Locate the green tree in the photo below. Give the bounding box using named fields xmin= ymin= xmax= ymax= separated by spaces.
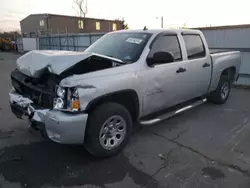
xmin=115 ymin=18 xmax=129 ymax=30
xmin=123 ymin=23 xmax=129 ymax=29
xmin=179 ymin=23 xmax=187 ymax=29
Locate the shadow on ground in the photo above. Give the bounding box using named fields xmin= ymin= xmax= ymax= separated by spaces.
xmin=0 ymin=141 xmax=158 ymax=188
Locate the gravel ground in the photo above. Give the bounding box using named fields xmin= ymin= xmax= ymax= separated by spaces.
xmin=0 ymin=51 xmax=250 ymax=188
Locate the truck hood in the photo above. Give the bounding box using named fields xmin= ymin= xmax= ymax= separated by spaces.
xmin=16 ymin=50 xmax=123 ymax=78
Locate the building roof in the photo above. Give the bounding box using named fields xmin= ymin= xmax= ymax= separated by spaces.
xmin=20 ymin=13 xmax=123 ymax=23
xmin=191 ymin=24 xmax=250 ymax=30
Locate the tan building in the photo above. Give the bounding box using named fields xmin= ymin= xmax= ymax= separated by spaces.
xmin=20 ymin=14 xmax=124 ymax=37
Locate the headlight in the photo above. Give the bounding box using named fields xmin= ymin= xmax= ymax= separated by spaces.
xmin=57 ymin=86 xmax=65 ymax=98
xmin=67 ymin=87 xmax=80 ymax=112
xmin=53 ymin=86 xmax=80 ymax=112
xmin=53 ymin=97 xmax=64 ymax=109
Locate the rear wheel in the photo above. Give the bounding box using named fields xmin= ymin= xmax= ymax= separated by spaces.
xmin=85 ymin=102 xmax=133 ymax=158
xmin=208 ymin=75 xmax=231 ymax=104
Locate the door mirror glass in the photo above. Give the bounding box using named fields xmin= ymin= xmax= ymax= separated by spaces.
xmin=147 ymin=51 xmax=174 ymax=67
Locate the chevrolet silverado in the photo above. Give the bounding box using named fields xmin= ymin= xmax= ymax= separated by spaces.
xmin=9 ymin=29 xmax=241 ymax=158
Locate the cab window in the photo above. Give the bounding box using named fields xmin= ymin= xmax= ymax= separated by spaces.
xmin=149 ymin=35 xmax=182 ymax=61
xmin=183 ymin=35 xmax=206 ymax=59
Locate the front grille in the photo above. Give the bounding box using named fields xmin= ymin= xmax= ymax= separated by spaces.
xmin=11 ymin=69 xmax=55 ymax=108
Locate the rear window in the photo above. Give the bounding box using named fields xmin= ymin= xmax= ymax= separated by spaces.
xmin=183 ymin=35 xmax=206 ymax=59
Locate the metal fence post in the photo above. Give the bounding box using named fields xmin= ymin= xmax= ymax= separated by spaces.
xmin=73 ymin=35 xmax=76 ymax=51
xmin=67 ymin=35 xmax=69 ymax=51
xmin=48 ymin=36 xmax=51 ymax=50
xmin=89 ymin=33 xmax=92 ymax=45
xmin=59 ymin=35 xmax=61 ymax=50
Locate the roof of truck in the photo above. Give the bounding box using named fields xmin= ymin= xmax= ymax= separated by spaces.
xmin=114 ymin=28 xmax=201 ymax=35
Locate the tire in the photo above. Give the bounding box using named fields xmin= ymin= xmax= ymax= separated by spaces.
xmin=208 ymin=75 xmax=231 ymax=104
xmin=85 ymin=102 xmax=133 ymax=158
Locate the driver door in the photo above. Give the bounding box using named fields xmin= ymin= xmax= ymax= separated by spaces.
xmin=138 ymin=34 xmax=189 ymax=116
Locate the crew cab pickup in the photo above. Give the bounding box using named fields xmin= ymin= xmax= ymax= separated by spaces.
xmin=9 ymin=29 xmax=241 ymax=158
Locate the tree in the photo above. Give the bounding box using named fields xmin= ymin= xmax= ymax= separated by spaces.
xmin=73 ymin=0 xmax=88 ymax=18
xmin=0 ymin=30 xmax=21 ymax=41
xmin=73 ymin=0 xmax=88 ymax=32
xmin=120 ymin=20 xmax=129 ymax=30
xmin=123 ymin=23 xmax=129 ymax=29
xmin=115 ymin=18 xmax=129 ymax=30
xmin=178 ymin=23 xmax=187 ymax=29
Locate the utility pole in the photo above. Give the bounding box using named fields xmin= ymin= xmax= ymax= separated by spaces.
xmin=161 ymin=16 xmax=163 ymax=28
xmin=156 ymin=16 xmax=164 ymax=28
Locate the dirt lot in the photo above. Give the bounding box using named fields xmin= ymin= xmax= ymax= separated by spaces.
xmin=0 ymin=51 xmax=250 ymax=188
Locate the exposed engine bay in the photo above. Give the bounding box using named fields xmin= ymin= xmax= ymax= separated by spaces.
xmin=11 ymin=69 xmax=60 ymax=108
xmin=60 ymin=55 xmax=122 ymax=78
xmin=11 ymin=54 xmax=123 ymax=108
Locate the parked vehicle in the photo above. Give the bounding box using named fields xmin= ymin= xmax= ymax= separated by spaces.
xmin=0 ymin=37 xmax=14 ymax=51
xmin=9 ymin=29 xmax=241 ymax=158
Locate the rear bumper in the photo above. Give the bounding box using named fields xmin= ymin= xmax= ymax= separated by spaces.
xmin=9 ymin=89 xmax=88 ymax=144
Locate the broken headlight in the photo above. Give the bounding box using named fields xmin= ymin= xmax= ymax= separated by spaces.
xmin=53 ymin=86 xmax=80 ymax=112
xmin=57 ymin=86 xmax=66 ymax=98
xmin=67 ymin=87 xmax=80 ymax=112
xmin=53 ymin=97 xmax=64 ymax=109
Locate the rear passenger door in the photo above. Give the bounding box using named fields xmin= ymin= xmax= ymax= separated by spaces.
xmin=181 ymin=34 xmax=212 ymax=99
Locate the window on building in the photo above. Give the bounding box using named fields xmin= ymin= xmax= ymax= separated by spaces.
xmin=96 ymin=22 xmax=101 ymax=30
xmin=78 ymin=20 xmax=84 ymax=29
xmin=39 ymin=20 xmax=44 ymax=26
xmin=112 ymin=23 xmax=117 ymax=31
xmin=149 ymin=35 xmax=182 ymax=61
xmin=183 ymin=35 xmax=206 ymax=59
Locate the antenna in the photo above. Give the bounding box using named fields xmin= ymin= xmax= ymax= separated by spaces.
xmin=143 ymin=26 xmax=148 ymax=31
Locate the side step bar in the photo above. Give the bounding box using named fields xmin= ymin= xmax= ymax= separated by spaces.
xmin=139 ymin=98 xmax=207 ymax=125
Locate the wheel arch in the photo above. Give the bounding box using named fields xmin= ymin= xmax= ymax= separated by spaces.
xmin=85 ymin=89 xmax=140 ymax=121
xmin=221 ymin=66 xmax=236 ymax=82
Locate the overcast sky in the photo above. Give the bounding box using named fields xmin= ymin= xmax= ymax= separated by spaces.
xmin=1 ymin=0 xmax=250 ymax=31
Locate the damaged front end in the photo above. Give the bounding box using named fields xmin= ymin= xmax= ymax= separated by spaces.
xmin=9 ymin=89 xmax=49 ymax=136
xmin=9 ymin=50 xmax=122 ymax=142
xmin=9 ymin=88 xmax=88 ymax=143
xmin=11 ymin=68 xmax=60 ymax=108
xmin=11 ymin=51 xmax=123 ymax=110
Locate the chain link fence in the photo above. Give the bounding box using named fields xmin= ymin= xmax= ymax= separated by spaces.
xmin=39 ymin=33 xmax=105 ymax=51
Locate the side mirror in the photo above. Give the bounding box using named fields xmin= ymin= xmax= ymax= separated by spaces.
xmin=147 ymin=51 xmax=174 ymax=67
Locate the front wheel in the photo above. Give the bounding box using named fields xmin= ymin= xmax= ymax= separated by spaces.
xmin=85 ymin=102 xmax=133 ymax=158
xmin=208 ymin=75 xmax=231 ymax=104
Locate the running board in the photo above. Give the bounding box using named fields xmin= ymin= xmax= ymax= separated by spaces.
xmin=139 ymin=98 xmax=207 ymax=125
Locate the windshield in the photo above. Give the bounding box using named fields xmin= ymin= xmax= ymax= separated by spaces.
xmin=85 ymin=32 xmax=152 ymax=63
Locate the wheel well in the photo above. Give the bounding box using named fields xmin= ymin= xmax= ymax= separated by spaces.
xmin=85 ymin=90 xmax=140 ymax=121
xmin=222 ymin=67 xmax=236 ymax=82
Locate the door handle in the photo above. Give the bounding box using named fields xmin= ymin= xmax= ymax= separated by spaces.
xmin=203 ymin=62 xmax=210 ymax=68
xmin=176 ymin=67 xmax=186 ymax=73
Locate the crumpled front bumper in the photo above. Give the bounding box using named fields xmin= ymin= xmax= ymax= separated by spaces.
xmin=9 ymin=89 xmax=88 ymax=144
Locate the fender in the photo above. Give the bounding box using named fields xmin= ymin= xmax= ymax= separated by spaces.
xmin=85 ymin=89 xmax=140 ymax=119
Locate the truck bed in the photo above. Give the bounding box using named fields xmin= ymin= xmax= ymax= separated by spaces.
xmin=209 ymin=50 xmax=241 ymax=92
xmin=209 ymin=49 xmax=235 ymax=54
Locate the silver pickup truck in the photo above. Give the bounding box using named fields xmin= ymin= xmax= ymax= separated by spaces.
xmin=9 ymin=29 xmax=241 ymax=158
